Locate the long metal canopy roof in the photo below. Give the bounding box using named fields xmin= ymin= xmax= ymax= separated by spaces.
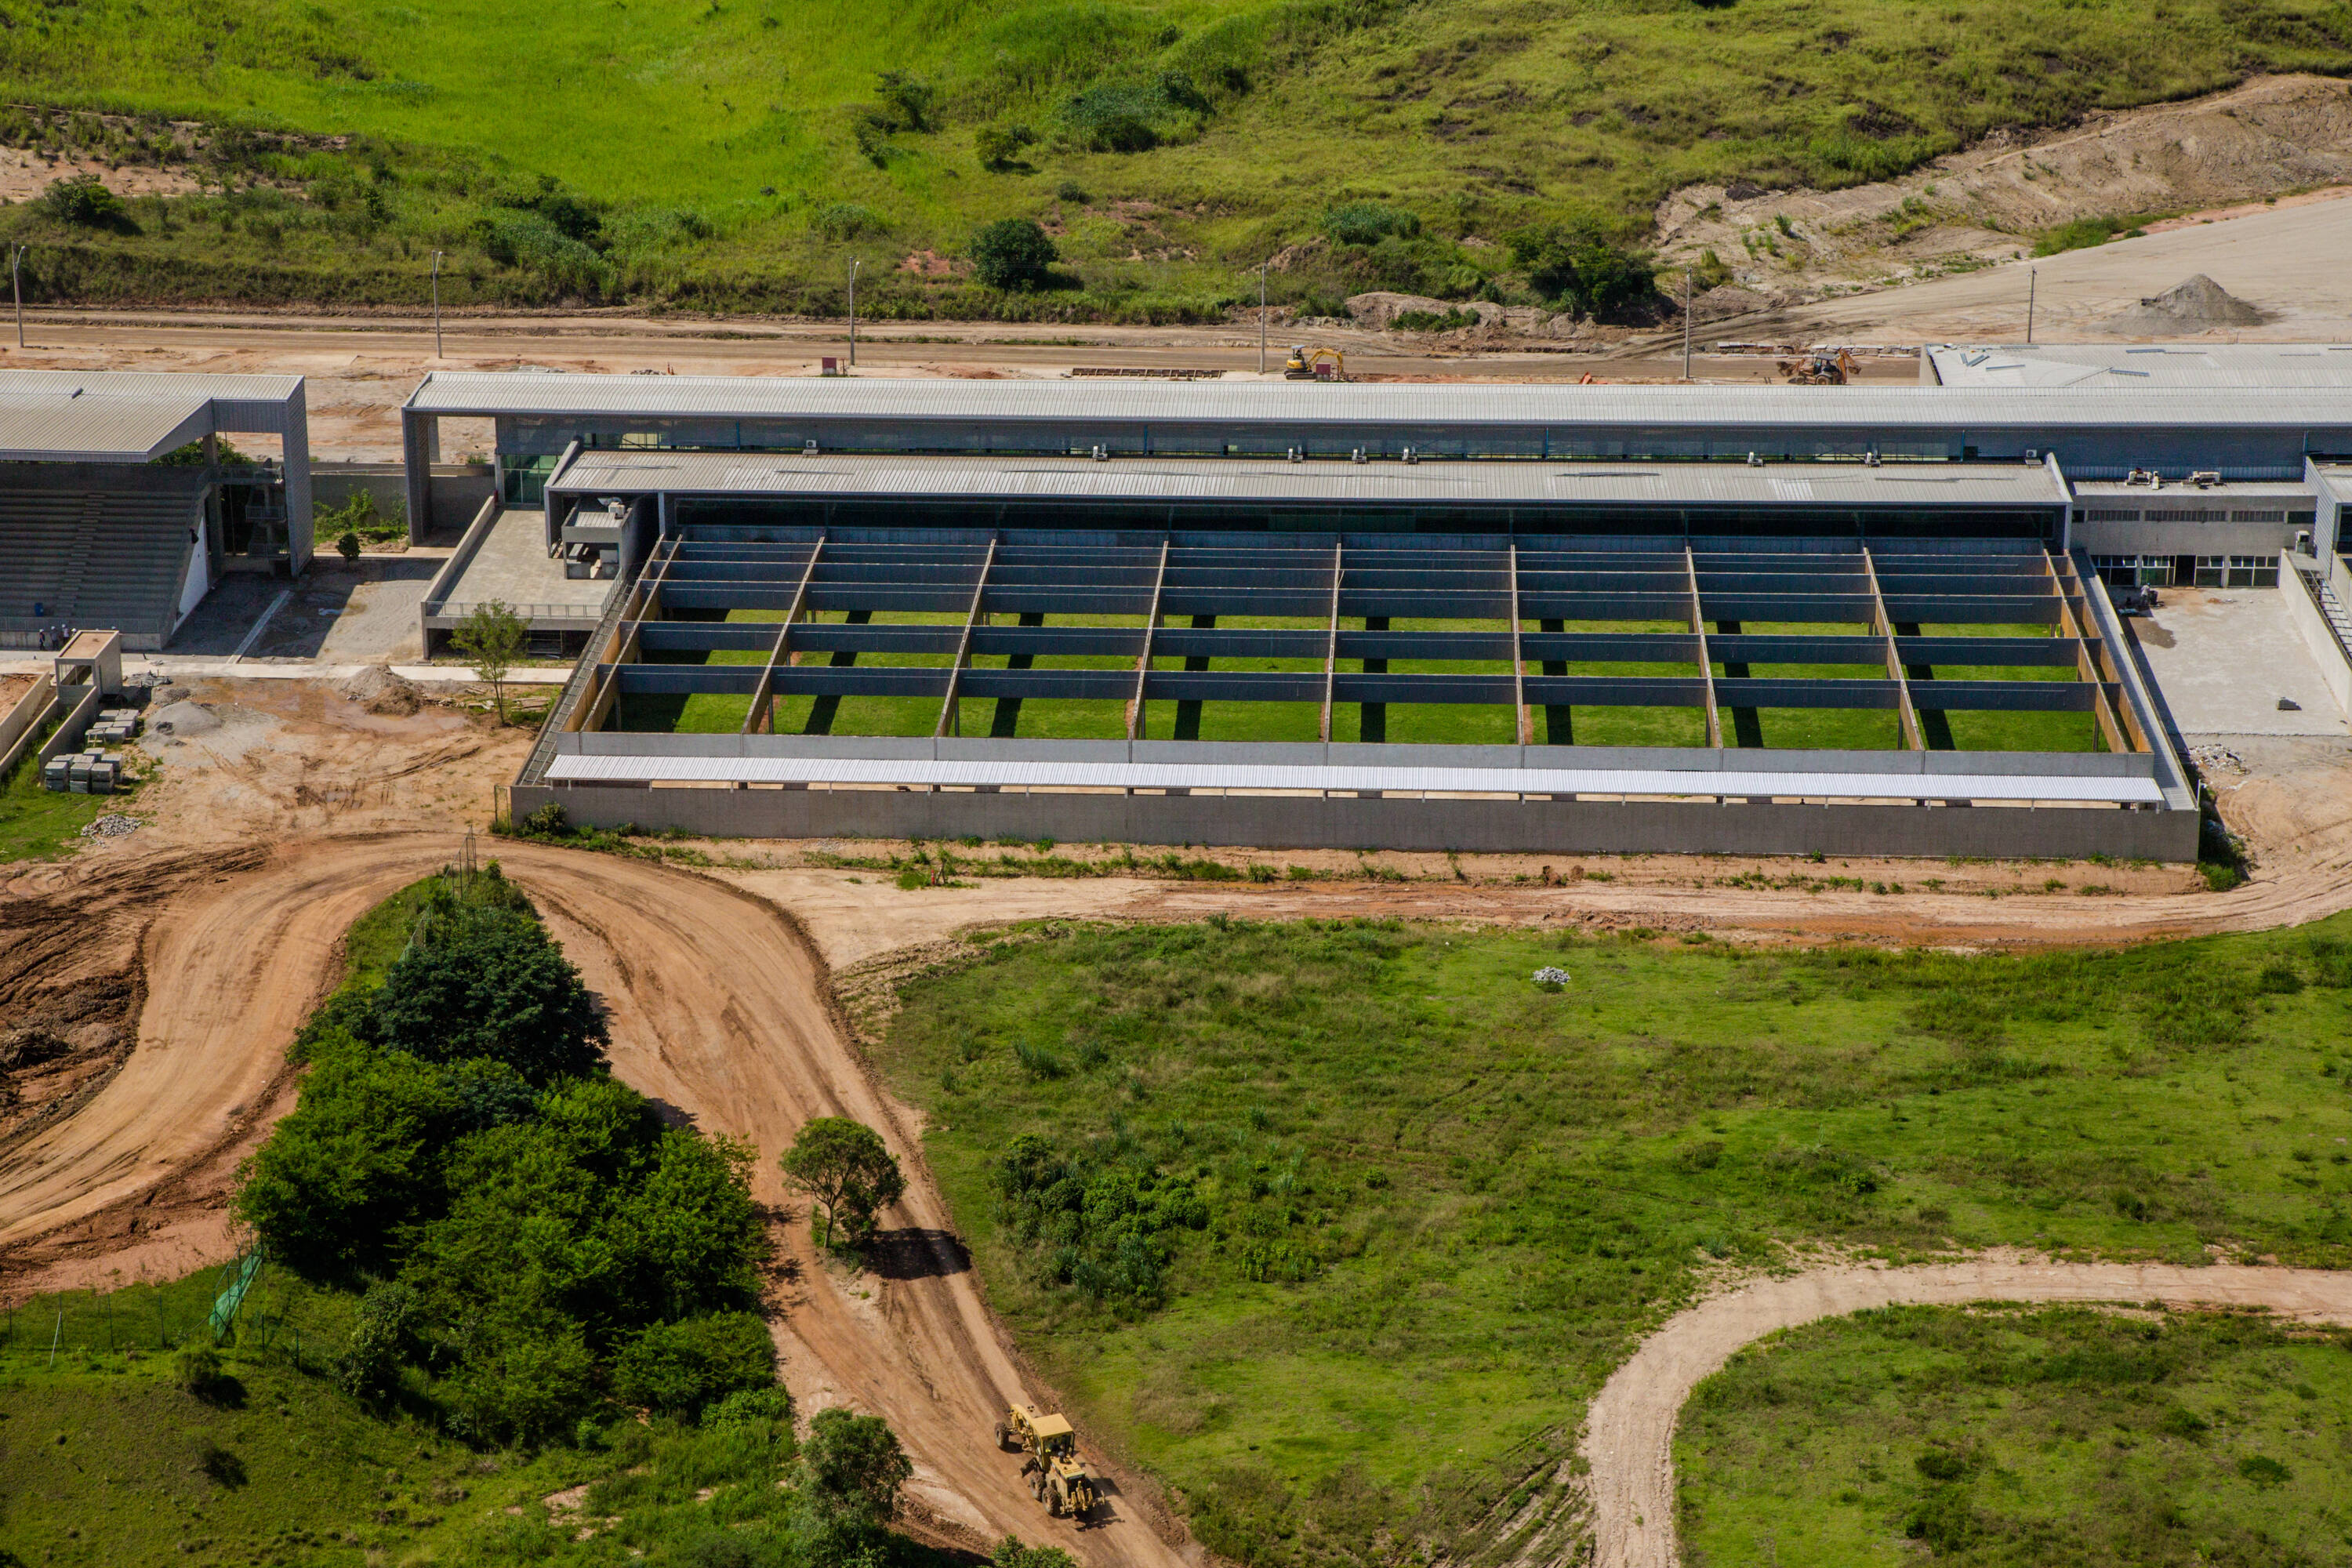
xmin=0 ymin=370 xmax=307 ymax=460
xmin=547 ymin=450 xmax=2070 ymax=508
xmin=407 ymin=370 xmax=2352 ymax=430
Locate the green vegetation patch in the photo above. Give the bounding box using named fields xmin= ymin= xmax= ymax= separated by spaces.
xmin=0 ymin=0 xmax=2343 ymax=314
xmin=1678 ymin=1303 xmax=2352 ymax=1567
xmin=0 ymin=716 xmax=146 ymax=864
xmin=870 ymin=915 xmax=2352 ymax=1564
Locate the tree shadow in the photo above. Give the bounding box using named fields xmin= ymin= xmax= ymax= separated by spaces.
xmin=859 ymin=1228 xmax=972 ymax=1280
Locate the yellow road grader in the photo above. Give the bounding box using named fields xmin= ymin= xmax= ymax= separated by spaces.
xmin=996 ymin=1403 xmax=1100 ymax=1519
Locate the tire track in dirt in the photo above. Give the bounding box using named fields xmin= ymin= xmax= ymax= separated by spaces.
xmin=1578 ymin=1257 xmax=2352 ymax=1568
xmin=0 ymin=832 xmax=1192 ymax=1568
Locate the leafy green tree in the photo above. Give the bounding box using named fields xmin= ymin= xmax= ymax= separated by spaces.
xmin=40 ymin=174 xmax=132 ymax=230
xmin=801 ymin=1407 xmax=913 ymax=1531
xmin=992 ymin=1538 xmax=1080 ymax=1568
xmin=1506 ymin=219 xmax=1658 ymax=320
xmin=781 ymin=1117 xmax=906 ymax=1247
xmin=974 ymin=123 xmax=1037 ymax=171
xmin=452 ymin=599 xmax=528 ymax=722
xmin=369 ymin=907 xmax=608 ymax=1083
xmin=612 ymin=1311 xmax=778 ymax=1419
xmin=971 ymin=220 xmax=1058 ymax=292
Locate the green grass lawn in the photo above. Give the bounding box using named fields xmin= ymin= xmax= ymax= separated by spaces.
xmin=1677 ymin=1303 xmax=2352 ymax=1567
xmin=0 ymin=737 xmax=142 ymax=864
xmin=866 ymin=916 xmax=2352 ymax=1565
xmin=0 ymin=0 xmax=2341 ymax=312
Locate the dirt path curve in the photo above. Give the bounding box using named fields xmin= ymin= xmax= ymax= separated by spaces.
xmin=0 ymin=831 xmax=1190 ymax=1568
xmin=1580 ymin=1257 xmax=2352 ymax=1568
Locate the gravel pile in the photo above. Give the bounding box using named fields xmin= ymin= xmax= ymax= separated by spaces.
xmin=79 ymin=814 xmax=142 ymax=840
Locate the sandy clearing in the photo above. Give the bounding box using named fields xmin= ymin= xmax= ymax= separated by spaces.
xmin=0 ymin=830 xmax=1191 ymax=1568
xmin=1578 ymin=1254 xmax=2352 ymax=1568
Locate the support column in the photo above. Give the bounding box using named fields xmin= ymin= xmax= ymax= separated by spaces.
xmin=742 ymin=536 xmax=825 ymax=735
xmin=1127 ymin=536 xmax=1169 ymax=740
xmin=935 ymin=536 xmax=1000 ymax=739
xmin=397 ymin=406 xmax=431 ymax=552
xmin=1174 ymin=614 xmax=1214 ymax=742
xmin=1539 ymin=619 xmax=1572 ymax=745
xmin=1860 ymin=544 xmax=1925 ymax=750
xmin=1318 ymin=539 xmax=1344 ymax=745
xmin=1712 ymin=619 xmax=1762 ymax=748
xmin=1360 ymin=615 xmax=1389 ymax=744
xmin=2048 ymin=551 xmax=2140 ymax=753
xmin=1686 ymin=545 xmax=1722 ymax=748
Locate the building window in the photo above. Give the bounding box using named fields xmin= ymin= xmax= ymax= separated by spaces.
xmin=2226 ymin=554 xmax=2279 ymax=589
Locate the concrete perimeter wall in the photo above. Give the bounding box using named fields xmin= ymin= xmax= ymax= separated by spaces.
xmin=514 ymin=782 xmax=2199 ymax=861
xmin=314 ymin=464 xmax=493 ymax=537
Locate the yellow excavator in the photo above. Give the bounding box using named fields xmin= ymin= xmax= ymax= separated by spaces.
xmin=1777 ymin=348 xmax=1857 ymax=385
xmin=1283 ymin=344 xmax=1348 ymax=381
xmin=996 ymin=1404 xmax=1101 ymax=1518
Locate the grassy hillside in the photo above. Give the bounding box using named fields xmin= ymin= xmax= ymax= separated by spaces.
xmin=1678 ymin=1303 xmax=2352 ymax=1566
xmin=867 ymin=914 xmax=2352 ymax=1565
xmin=0 ymin=0 xmax=2347 ymax=314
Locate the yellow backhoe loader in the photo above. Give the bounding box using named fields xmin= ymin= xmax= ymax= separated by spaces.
xmin=1283 ymin=344 xmax=1348 ymax=381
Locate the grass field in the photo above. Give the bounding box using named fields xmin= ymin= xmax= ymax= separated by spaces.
xmin=0 ymin=0 xmax=2343 ymax=311
xmin=615 ymin=609 xmax=2099 ymax=750
xmin=0 ymin=731 xmax=140 ymax=864
xmin=868 ymin=915 xmax=2352 ymax=1564
xmin=1678 ymin=1303 xmax=2352 ymax=1567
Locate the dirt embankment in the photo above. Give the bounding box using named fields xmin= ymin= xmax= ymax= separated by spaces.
xmin=1656 ymin=74 xmax=2352 ymax=308
xmin=1577 ymin=1255 xmax=2352 ymax=1568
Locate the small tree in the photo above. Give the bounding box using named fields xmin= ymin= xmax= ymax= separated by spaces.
xmin=802 ymin=1407 xmax=913 ymax=1531
xmin=452 ymin=599 xmax=528 ymax=723
xmin=973 ymin=124 xmax=1036 ymax=171
xmin=336 ymin=529 xmax=362 ymax=561
xmin=780 ymin=1117 xmax=906 ymax=1247
xmin=971 ymin=220 xmax=1058 ymax=291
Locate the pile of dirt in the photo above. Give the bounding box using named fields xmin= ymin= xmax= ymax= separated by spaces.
xmin=338 ymin=666 xmax=422 ymax=717
xmin=147 ymin=701 xmax=221 ymax=738
xmin=2100 ymin=274 xmax=2269 ymax=334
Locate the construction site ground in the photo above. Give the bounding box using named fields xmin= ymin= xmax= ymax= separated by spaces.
xmin=1 ymin=668 xmax=2350 ymax=1566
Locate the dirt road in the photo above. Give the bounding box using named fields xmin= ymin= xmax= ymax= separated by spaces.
xmin=1577 ymin=1255 xmax=2352 ymax=1568
xmin=0 ymin=831 xmax=1189 ymax=1568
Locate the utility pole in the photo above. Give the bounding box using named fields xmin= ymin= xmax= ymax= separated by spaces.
xmin=11 ymin=245 xmax=24 ymax=350
xmin=1258 ymin=261 xmax=1269 ymax=375
xmin=2026 ymin=268 xmax=2037 ymax=345
xmin=1682 ymin=267 xmax=1693 ymax=382
xmin=430 ymin=251 xmax=445 ymax=358
xmin=848 ymin=257 xmax=862 ymax=368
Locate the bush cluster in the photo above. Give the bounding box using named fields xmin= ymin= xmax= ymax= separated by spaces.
xmin=994 ymin=1132 xmax=1207 ymax=1308
xmin=240 ymin=866 xmax=771 ymax=1443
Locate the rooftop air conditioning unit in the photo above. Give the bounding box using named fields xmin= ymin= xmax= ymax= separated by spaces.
xmin=2187 ymin=470 xmax=2221 ymax=488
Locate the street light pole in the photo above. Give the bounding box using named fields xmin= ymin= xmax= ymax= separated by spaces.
xmin=430 ymin=251 xmax=445 ymax=359
xmin=2026 ymin=268 xmax=2037 ymax=345
xmin=1258 ymin=261 xmax=1268 ymax=375
xmin=11 ymin=245 xmax=24 ymax=350
xmin=848 ymin=257 xmax=862 ymax=368
xmin=1682 ymin=267 xmax=1693 ymax=382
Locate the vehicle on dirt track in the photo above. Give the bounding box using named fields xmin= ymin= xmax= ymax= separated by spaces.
xmin=996 ymin=1403 xmax=1100 ymax=1518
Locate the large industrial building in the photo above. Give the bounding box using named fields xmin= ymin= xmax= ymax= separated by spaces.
xmin=378 ymin=362 xmax=2352 ymax=862
xmin=0 ymin=371 xmax=314 ymax=650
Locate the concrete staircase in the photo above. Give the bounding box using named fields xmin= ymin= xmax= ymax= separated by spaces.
xmin=2305 ymin=566 xmax=2352 ymax=659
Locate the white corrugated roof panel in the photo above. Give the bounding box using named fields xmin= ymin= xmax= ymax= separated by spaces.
xmin=547 ymin=450 xmax=2068 ymax=507
xmin=541 ymin=752 xmax=2165 ymax=804
xmin=1930 ymin=344 xmax=2352 ymax=390
xmin=0 ymin=390 xmax=212 ymax=461
xmin=411 ymin=369 xmax=2352 ymax=428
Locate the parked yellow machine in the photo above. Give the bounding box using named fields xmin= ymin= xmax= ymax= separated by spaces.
xmin=996 ymin=1403 xmax=1101 ymax=1518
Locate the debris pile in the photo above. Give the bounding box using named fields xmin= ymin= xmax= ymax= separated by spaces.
xmin=337 ymin=666 xmax=423 ymax=717
xmin=79 ymin=814 xmax=141 ymax=840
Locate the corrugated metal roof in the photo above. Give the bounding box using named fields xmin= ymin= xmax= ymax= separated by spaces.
xmin=0 ymin=390 xmax=212 ymax=461
xmin=1930 ymin=344 xmax=2352 ymax=390
xmin=0 ymin=370 xmax=303 ymax=400
xmin=549 ymin=450 xmax=2069 ymax=506
xmin=408 ymin=370 xmax=2352 ymax=429
xmin=542 ymin=752 xmax=2167 ymax=804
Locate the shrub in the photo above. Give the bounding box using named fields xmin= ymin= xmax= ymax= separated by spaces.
xmin=874 ymin=71 xmax=937 ymax=132
xmin=974 ymin=123 xmax=1037 ymax=169
xmin=1507 ymin=219 xmax=1657 ymax=320
xmin=336 ymin=529 xmax=362 ymax=561
xmin=971 ymin=219 xmax=1058 ymax=290
xmin=39 ymin=174 xmax=134 ymax=230
xmin=368 ymin=907 xmax=608 ymax=1083
xmin=702 ymin=1385 xmax=793 ymax=1433
xmin=523 ymin=802 xmax=568 ymax=836
xmin=335 ymin=1280 xmax=419 ymax=1400
xmin=611 ymin=1312 xmax=779 ymax=1419
xmin=1323 ymin=201 xmax=1419 ymax=247
xmin=173 ymin=1345 xmax=226 ymax=1396
xmin=801 ymin=1407 xmax=913 ymax=1531
xmin=2237 ymin=1454 xmax=2292 ymax=1486
xmin=993 ymin=1132 xmax=1207 ymax=1306
xmin=812 ymin=202 xmax=886 ymax=241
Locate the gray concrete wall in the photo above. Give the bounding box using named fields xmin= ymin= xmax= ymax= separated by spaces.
xmin=316 ymin=463 xmax=493 ymax=539
xmin=514 ymin=782 xmax=2199 ymax=861
xmin=2073 ymin=518 xmax=2311 ymax=558
xmin=2282 ymin=554 xmax=2352 ymax=722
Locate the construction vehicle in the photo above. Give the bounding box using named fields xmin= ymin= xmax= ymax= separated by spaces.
xmin=1283 ymin=344 xmax=1348 ymax=381
xmin=1775 ymin=348 xmax=1857 ymax=385
xmin=996 ymin=1403 xmax=1101 ymax=1518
